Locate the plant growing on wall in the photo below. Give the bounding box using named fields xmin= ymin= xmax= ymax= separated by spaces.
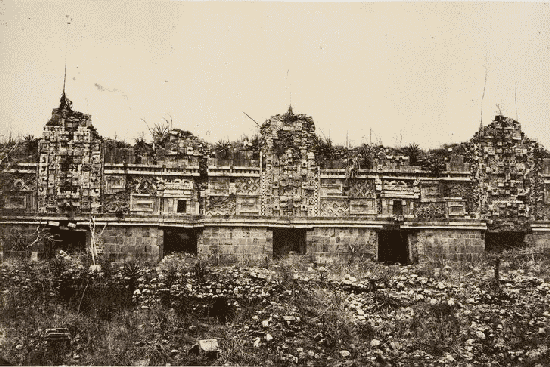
xmin=274 ymin=129 xmax=301 ymax=158
xmin=422 ymin=147 xmax=447 ymax=177
xmin=354 ymin=144 xmax=378 ymax=169
xmin=89 ymin=217 xmax=106 ymax=267
xmin=401 ymin=143 xmax=423 ymax=166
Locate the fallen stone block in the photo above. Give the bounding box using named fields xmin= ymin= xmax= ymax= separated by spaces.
xmin=190 ymin=338 xmax=220 ymax=358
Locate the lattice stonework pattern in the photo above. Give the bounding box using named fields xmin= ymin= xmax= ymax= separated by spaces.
xmin=129 ymin=177 xmax=157 ymax=195
xmin=414 ymin=202 xmax=446 ymax=220
xmin=260 ymin=171 xmax=268 ymax=216
xmin=320 ymin=198 xmax=349 ymax=217
xmin=235 ymin=177 xmax=260 ymax=195
xmin=349 ymin=179 xmax=375 ymax=198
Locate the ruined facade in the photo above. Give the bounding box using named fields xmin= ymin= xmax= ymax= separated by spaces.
xmin=2 ymin=93 xmax=550 ymax=263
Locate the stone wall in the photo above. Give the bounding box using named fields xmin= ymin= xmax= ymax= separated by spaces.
xmin=0 ymin=172 xmax=37 ymax=213
xmin=197 ymin=226 xmax=272 ymax=263
xmin=525 ymin=232 xmax=550 ymax=252
xmin=0 ymin=224 xmax=42 ymax=254
xmin=6 ymin=93 xmax=550 ymax=264
xmin=307 ymin=227 xmax=378 ymax=263
xmin=101 ymin=226 xmax=162 ymax=262
xmin=411 ymin=229 xmax=485 ymax=262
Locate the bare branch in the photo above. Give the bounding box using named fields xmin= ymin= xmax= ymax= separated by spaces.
xmin=481 ymin=63 xmax=488 ymax=125
xmin=243 ymin=111 xmax=260 ymax=128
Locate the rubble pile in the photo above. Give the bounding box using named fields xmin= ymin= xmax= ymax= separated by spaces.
xmin=1 ymin=253 xmax=550 ymax=365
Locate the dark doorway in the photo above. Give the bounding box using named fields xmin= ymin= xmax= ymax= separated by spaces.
xmin=163 ymin=228 xmax=197 ymax=255
xmin=485 ymin=231 xmax=526 ymax=253
xmin=48 ymin=229 xmax=88 ymax=256
xmin=177 ymin=200 xmax=187 ymax=213
xmin=378 ymin=230 xmax=409 ymax=264
xmin=392 ymin=200 xmax=403 ymax=216
xmin=273 ymin=228 xmax=307 ymax=258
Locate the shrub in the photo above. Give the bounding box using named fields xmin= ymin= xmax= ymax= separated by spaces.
xmin=409 ymin=301 xmax=460 ymax=357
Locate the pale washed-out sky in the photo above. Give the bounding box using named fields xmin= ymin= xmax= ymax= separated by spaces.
xmin=1 ymin=1 xmax=549 ymax=149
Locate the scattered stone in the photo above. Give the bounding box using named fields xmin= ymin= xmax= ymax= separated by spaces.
xmin=265 ymin=333 xmax=273 ymax=342
xmin=476 ymin=330 xmax=486 ymax=339
xmin=198 ymin=339 xmax=219 ymax=353
xmin=445 ymin=354 xmax=455 ymax=362
xmin=89 ymin=264 xmax=101 ymax=273
xmin=370 ymin=339 xmax=381 ymax=347
xmin=30 ymin=252 xmax=39 ymax=262
xmin=340 ymin=350 xmax=351 ymax=358
xmin=133 ymin=359 xmax=150 ymax=366
xmin=190 ymin=339 xmax=220 ymax=359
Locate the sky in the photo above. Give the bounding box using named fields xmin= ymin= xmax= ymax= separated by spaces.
xmin=0 ymin=1 xmax=549 ymax=149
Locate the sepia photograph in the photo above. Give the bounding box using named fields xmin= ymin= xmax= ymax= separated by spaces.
xmin=1 ymin=1 xmax=549 ymax=365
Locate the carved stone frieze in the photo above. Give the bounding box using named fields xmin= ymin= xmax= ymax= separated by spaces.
xmin=129 ymin=177 xmax=158 ymax=195
xmin=414 ymin=202 xmax=446 ymax=220
xmin=348 ymin=179 xmax=375 ymax=198
xmin=205 ymin=195 xmax=236 ymax=216
xmin=320 ymin=198 xmax=349 ymax=217
xmin=104 ymin=191 xmax=130 ymax=214
xmin=235 ymin=177 xmax=260 ymax=195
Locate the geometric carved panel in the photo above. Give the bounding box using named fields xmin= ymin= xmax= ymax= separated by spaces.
xmin=205 ymin=195 xmax=236 ymax=216
xmin=320 ymin=198 xmax=349 ymax=217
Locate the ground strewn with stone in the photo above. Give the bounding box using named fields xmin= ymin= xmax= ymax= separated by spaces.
xmin=1 ymin=251 xmax=549 ymax=366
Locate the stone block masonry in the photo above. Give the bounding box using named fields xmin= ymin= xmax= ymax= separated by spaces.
xmin=0 ymin=223 xmax=90 ymax=260
xmin=101 ymin=226 xmax=162 ymax=262
xmin=4 ymin=90 xmax=550 ymax=264
xmin=197 ymin=226 xmax=272 ymax=263
xmin=0 ymin=224 xmax=43 ymax=253
xmin=525 ymin=231 xmax=550 ymax=253
xmin=307 ymin=227 xmax=378 ymax=263
xmin=411 ymin=229 xmax=485 ymax=262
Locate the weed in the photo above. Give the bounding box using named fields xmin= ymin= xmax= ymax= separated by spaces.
xmin=193 ymin=259 xmax=207 ymax=283
xmin=408 ymin=301 xmax=461 ymax=357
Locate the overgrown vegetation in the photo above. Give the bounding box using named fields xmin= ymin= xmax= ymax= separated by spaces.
xmin=3 ymin=113 xmax=536 ymax=176
xmin=1 ymin=247 xmax=549 ymax=366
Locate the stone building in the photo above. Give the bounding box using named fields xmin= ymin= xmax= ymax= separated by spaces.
xmin=1 ymin=92 xmax=550 ymax=263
